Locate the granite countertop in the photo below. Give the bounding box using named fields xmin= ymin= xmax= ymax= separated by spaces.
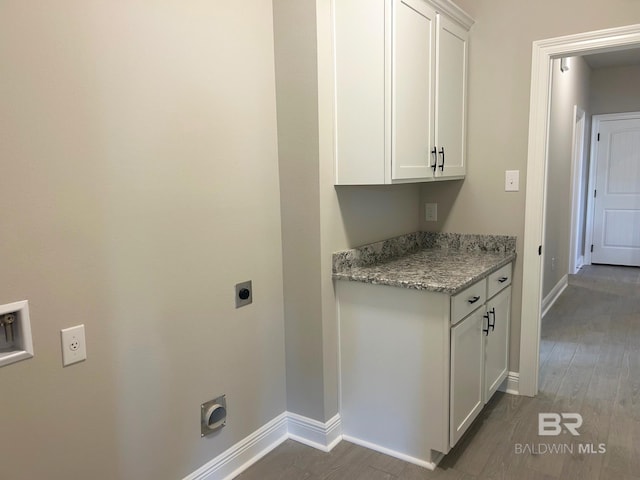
xmin=332 ymin=232 xmax=517 ymax=295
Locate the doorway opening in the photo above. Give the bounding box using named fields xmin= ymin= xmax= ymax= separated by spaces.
xmin=519 ymin=24 xmax=640 ymax=397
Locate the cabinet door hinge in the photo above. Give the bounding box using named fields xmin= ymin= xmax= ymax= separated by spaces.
xmin=538 ymin=245 xmax=542 ymax=256
xmin=594 ymin=189 xmax=597 ymax=198
xmin=597 ymin=133 xmax=600 ymax=141
xmin=591 ymin=244 xmax=594 ymax=253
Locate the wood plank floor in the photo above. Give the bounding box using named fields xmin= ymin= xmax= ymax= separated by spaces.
xmin=237 ymin=265 xmax=640 ymax=480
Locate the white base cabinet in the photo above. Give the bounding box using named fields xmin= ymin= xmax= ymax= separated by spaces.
xmin=449 ymin=285 xmax=511 ymax=447
xmin=338 ymin=282 xmax=450 ymax=465
xmin=337 ymin=262 xmax=512 ymax=467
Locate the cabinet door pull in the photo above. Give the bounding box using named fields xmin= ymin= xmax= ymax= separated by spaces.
xmin=431 ymin=147 xmax=438 ymax=172
xmin=438 ymin=146 xmax=445 ymax=171
xmin=483 ymin=313 xmax=490 ymax=336
xmin=498 ymin=276 xmax=509 ymax=283
xmin=488 ymin=308 xmax=496 ymax=331
xmin=468 ymin=295 xmax=480 ymax=304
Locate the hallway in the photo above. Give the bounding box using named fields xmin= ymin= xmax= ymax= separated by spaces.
xmin=237 ymin=265 xmax=640 ymax=479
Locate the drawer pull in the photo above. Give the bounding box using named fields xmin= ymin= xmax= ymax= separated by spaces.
xmin=468 ymin=295 xmax=481 ymax=304
xmin=498 ymin=276 xmax=509 ymax=283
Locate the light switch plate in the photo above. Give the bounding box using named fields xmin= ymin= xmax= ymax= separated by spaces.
xmin=505 ymin=170 xmax=520 ymax=192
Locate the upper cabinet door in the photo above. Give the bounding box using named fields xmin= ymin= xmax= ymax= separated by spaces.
xmin=391 ymin=0 xmax=437 ymax=181
xmin=435 ymin=15 xmax=468 ymax=179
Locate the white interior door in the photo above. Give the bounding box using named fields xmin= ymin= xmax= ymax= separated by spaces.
xmin=592 ymin=115 xmax=640 ymax=266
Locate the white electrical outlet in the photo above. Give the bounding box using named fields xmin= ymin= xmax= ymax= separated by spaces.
xmin=425 ymin=203 xmax=438 ymax=222
xmin=61 ymin=325 xmax=87 ymax=366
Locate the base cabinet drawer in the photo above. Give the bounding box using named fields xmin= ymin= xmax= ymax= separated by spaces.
xmin=451 ymin=279 xmax=486 ymax=325
xmin=487 ymin=263 xmax=512 ymax=299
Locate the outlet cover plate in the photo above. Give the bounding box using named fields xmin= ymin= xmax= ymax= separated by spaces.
xmin=61 ymin=324 xmax=86 ymax=367
xmin=235 ymin=281 xmax=252 ymax=308
xmin=425 ymin=203 xmax=438 ymax=222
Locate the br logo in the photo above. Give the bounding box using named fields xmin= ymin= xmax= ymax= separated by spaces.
xmin=538 ymin=413 xmax=583 ymax=436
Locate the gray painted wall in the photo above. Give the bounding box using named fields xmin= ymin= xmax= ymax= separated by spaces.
xmin=591 ymin=64 xmax=640 ymax=115
xmin=5 ymin=0 xmax=640 ymax=477
xmin=543 ymin=56 xmax=591 ymax=298
xmin=273 ymin=0 xmax=325 ymax=422
xmin=0 ymin=2 xmax=286 ymax=478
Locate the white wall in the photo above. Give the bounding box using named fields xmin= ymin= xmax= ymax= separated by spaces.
xmin=0 ymin=2 xmax=286 ymax=479
xmin=591 ymin=64 xmax=640 ymax=115
xmin=543 ymin=57 xmax=591 ymax=298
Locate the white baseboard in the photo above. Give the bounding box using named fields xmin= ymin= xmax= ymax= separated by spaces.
xmin=341 ymin=434 xmax=440 ymax=471
xmin=184 ymin=412 xmax=342 ymax=480
xmin=499 ymin=371 xmax=520 ymax=395
xmin=287 ymin=412 xmax=342 ymax=452
xmin=184 ymin=413 xmax=288 ymax=480
xmin=541 ymin=275 xmax=568 ymax=318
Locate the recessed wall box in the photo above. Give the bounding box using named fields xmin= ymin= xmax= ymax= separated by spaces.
xmin=0 ymin=300 xmax=34 ymax=368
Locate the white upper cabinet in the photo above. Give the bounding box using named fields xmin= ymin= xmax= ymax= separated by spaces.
xmin=333 ymin=0 xmax=473 ymax=185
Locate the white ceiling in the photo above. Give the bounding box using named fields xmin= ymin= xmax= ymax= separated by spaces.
xmin=582 ymin=48 xmax=640 ymax=69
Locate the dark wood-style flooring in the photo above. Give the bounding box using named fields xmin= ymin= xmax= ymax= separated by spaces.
xmin=237 ymin=265 xmax=640 ymax=480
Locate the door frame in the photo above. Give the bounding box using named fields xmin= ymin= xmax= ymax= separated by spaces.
xmin=569 ymin=105 xmax=587 ymax=275
xmin=519 ymin=24 xmax=640 ymax=397
xmin=584 ymin=114 xmax=598 ymax=266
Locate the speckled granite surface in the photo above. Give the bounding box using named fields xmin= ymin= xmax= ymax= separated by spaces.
xmin=332 ymin=232 xmax=516 ymax=294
